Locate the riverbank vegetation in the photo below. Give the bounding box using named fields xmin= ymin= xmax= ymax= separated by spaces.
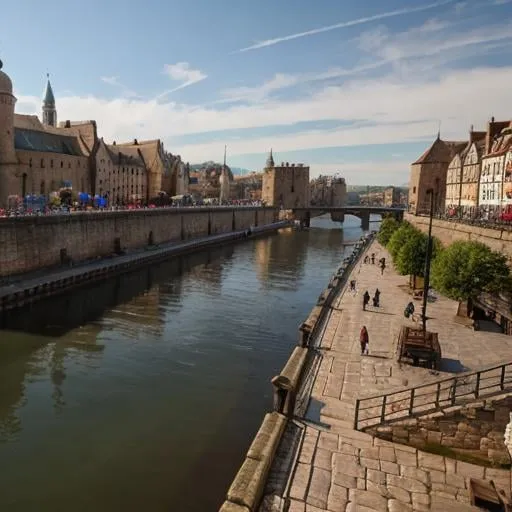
xmin=378 ymin=217 xmax=511 ymax=300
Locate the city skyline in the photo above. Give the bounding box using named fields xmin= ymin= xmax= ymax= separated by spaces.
xmin=2 ymin=0 xmax=512 ymax=184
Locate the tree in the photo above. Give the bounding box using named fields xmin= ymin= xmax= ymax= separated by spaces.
xmin=395 ymin=231 xmax=441 ymax=277
xmin=378 ymin=217 xmax=400 ymax=246
xmin=431 ymin=241 xmax=511 ymax=301
xmin=387 ymin=222 xmax=416 ymax=260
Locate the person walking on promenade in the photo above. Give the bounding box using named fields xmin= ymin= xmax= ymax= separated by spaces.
xmin=373 ymin=288 xmax=380 ymax=307
xmin=349 ymin=280 xmax=357 ymax=293
xmin=360 ymin=326 xmax=369 ymax=355
xmin=363 ymin=291 xmax=370 ymax=310
xmin=371 ymin=253 xmax=376 ymax=264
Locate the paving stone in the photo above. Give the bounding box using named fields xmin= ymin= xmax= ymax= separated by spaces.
xmin=366 ymin=480 xmax=390 ymax=497
xmin=431 ymin=482 xmax=457 ymax=496
xmin=366 ymin=469 xmax=386 ymax=485
xmin=399 ymin=466 xmax=429 ymax=486
xmin=455 ymin=460 xmax=484 ymax=479
xmin=360 ymin=457 xmax=380 ymax=470
xmin=360 ymin=447 xmax=380 ymax=460
xmin=395 ymin=450 xmax=417 ymax=467
xmin=307 ymin=467 xmax=331 ymax=509
xmin=290 ymin=463 xmax=313 ymax=501
xmin=300 ymin=436 xmax=317 ymax=465
xmin=386 ymin=485 xmax=411 ymax=503
xmin=387 ymin=475 xmax=428 ymax=494
xmin=288 ymin=499 xmax=306 ymax=512
xmin=417 ymin=452 xmax=445 ymax=472
xmin=388 ymin=499 xmax=413 ymax=512
xmin=411 ymin=492 xmax=430 ymax=508
xmin=314 ymin=448 xmax=333 ymax=471
xmin=327 ymin=484 xmax=348 ymax=512
xmin=445 ymin=472 xmax=465 ymax=489
xmin=380 ymin=460 xmax=399 ymax=475
xmin=345 ymin=503 xmax=380 ymax=512
xmin=339 ymin=442 xmax=359 ymax=456
xmin=428 ymin=469 xmax=445 ymax=484
xmin=333 ymin=472 xmax=357 ymax=489
xmin=379 ymin=446 xmax=396 ymax=462
xmin=319 ymin=432 xmax=339 ymax=451
xmin=306 ymin=505 xmax=326 ymax=512
xmin=356 ymin=478 xmax=366 ymax=490
xmin=348 ymin=489 xmax=388 ymax=511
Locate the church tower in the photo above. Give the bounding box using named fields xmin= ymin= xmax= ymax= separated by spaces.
xmin=0 ymin=59 xmax=18 ymax=207
xmin=42 ymin=74 xmax=57 ymax=127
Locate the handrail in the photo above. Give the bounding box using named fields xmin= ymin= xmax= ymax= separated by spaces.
xmin=354 ymin=360 xmax=512 ymax=431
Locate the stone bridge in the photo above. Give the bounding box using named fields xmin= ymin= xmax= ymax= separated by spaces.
xmin=292 ymin=206 xmax=405 ymax=230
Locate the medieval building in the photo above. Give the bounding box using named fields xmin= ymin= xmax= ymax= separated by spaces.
xmin=310 ymin=174 xmax=346 ymax=207
xmin=408 ymin=135 xmax=467 ymax=214
xmin=0 ymin=62 xmax=91 ymax=207
xmin=261 ymin=150 xmax=310 ymax=208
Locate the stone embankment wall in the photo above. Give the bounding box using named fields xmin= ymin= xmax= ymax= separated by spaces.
xmin=0 ymin=207 xmax=278 ymax=277
xmin=220 ymin=235 xmax=374 ymax=511
xmin=367 ymin=394 xmax=512 ymax=467
xmin=405 ymin=213 xmax=512 ymax=260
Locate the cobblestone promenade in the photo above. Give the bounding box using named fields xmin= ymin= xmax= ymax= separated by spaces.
xmin=261 ymin=241 xmax=512 ymax=512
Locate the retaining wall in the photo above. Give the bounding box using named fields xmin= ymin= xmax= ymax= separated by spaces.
xmin=367 ymin=394 xmax=512 ymax=467
xmin=405 ymin=213 xmax=512 ymax=260
xmin=0 ymin=207 xmax=279 ymax=277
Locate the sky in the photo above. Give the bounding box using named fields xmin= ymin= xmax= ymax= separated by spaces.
xmin=1 ymin=0 xmax=512 ymax=185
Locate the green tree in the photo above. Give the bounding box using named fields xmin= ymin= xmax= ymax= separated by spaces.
xmin=387 ymin=222 xmax=416 ymax=260
xmin=431 ymin=241 xmax=511 ymax=301
xmin=378 ymin=217 xmax=400 ymax=246
xmin=395 ymin=231 xmax=441 ymax=277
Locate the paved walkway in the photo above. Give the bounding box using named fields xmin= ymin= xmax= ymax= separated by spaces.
xmin=261 ymin=240 xmax=512 ymax=512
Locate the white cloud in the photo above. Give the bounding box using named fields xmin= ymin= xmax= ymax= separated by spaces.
xmin=157 ymin=62 xmax=207 ymax=98
xmin=100 ymin=76 xmax=137 ymax=98
xmin=236 ymin=0 xmax=455 ymax=52
xmin=14 ymin=64 xmax=512 ymax=165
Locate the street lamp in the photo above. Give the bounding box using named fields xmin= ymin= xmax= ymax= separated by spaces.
xmin=421 ymin=188 xmax=435 ymax=334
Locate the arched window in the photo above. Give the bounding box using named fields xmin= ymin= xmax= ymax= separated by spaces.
xmin=61 ymin=161 xmax=64 ymax=168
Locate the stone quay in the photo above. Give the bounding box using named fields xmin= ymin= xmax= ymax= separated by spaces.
xmin=221 ymin=238 xmax=512 ymax=512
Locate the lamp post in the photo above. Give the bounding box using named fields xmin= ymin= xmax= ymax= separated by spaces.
xmin=422 ymin=188 xmax=435 ymax=334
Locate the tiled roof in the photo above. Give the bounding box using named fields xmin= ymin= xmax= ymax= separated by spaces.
xmin=106 ymin=144 xmax=145 ymax=167
xmin=412 ymin=138 xmax=467 ymax=165
xmin=14 ymin=114 xmax=44 ymax=131
xmin=14 ymin=127 xmax=84 ymax=156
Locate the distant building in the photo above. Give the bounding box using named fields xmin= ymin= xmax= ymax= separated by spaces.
xmin=261 ymin=150 xmax=310 ymax=208
xmin=383 ymin=187 xmax=401 ymax=207
xmin=445 ymin=127 xmax=486 ymax=213
xmin=480 ymin=121 xmax=512 ymax=215
xmin=409 ymin=135 xmax=467 ymax=214
xmin=310 ymin=174 xmax=346 ymax=207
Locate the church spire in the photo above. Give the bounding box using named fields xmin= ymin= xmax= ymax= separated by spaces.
xmin=42 ymin=73 xmax=57 ymax=127
xmin=265 ymin=148 xmax=274 ymax=168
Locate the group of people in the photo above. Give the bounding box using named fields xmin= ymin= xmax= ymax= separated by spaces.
xmin=362 ymin=288 xmax=380 ymax=310
xmin=363 ymin=252 xmax=386 ymax=275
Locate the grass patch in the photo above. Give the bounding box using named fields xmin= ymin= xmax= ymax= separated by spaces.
xmin=422 ymin=442 xmax=511 ymax=469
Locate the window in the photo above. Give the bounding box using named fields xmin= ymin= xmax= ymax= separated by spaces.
xmin=29 ymin=158 xmax=32 ymax=168
xmin=50 ymin=160 xmax=54 ymax=168
xmin=41 ymin=159 xmax=45 ymax=168
xmin=40 ymin=180 xmax=45 ymax=195
xmin=413 ymin=186 xmax=416 ymax=194
xmin=61 ymin=161 xmax=64 ymax=168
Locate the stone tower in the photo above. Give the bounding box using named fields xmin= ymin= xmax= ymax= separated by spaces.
xmin=0 ymin=59 xmax=18 ymax=208
xmin=42 ymin=74 xmax=57 ymax=127
xmin=219 ymin=145 xmax=230 ymax=203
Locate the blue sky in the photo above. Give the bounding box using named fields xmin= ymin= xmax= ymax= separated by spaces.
xmin=2 ymin=0 xmax=512 ymax=184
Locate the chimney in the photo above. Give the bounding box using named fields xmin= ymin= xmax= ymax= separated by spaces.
xmin=65 ymin=120 xmax=71 ymax=128
xmin=134 ymin=138 xmax=138 ymax=145
xmin=485 ymin=120 xmax=493 ymax=155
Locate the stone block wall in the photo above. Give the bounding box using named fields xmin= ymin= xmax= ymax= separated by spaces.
xmin=405 ymin=213 xmax=512 ymax=261
xmin=368 ymin=395 xmax=512 ymax=466
xmin=0 ymin=207 xmax=280 ymax=277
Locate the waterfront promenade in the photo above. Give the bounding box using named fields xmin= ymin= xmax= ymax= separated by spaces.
xmin=261 ymin=240 xmax=512 ymax=512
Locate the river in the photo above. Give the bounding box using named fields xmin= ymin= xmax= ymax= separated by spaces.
xmin=0 ymin=214 xmax=380 ymax=511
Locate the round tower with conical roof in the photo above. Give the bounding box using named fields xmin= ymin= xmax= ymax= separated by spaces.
xmin=42 ymin=74 xmax=57 ymax=127
xmin=0 ymin=59 xmax=18 ymax=207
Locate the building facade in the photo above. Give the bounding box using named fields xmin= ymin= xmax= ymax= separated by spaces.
xmin=383 ymin=186 xmax=401 ymax=207
xmin=261 ymin=150 xmax=310 ymax=208
xmin=0 ymin=62 xmax=91 ymax=207
xmin=310 ymin=174 xmax=346 ymax=207
xmin=409 ymin=135 xmax=467 ymax=214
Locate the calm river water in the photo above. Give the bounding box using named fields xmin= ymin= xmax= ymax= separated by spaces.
xmin=0 ymin=215 xmax=379 ymax=512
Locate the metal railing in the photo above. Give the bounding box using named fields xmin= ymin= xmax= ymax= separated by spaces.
xmin=354 ymin=361 xmax=512 ymax=431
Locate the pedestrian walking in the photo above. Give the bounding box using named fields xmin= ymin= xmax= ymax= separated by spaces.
xmin=373 ymin=288 xmax=380 ymax=308
xmin=380 ymin=259 xmax=386 ymax=275
xmin=360 ymin=326 xmax=369 ymax=355
xmin=371 ymin=253 xmax=376 ymax=264
xmin=349 ymin=280 xmax=356 ymax=293
xmin=363 ymin=291 xmax=370 ymax=311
